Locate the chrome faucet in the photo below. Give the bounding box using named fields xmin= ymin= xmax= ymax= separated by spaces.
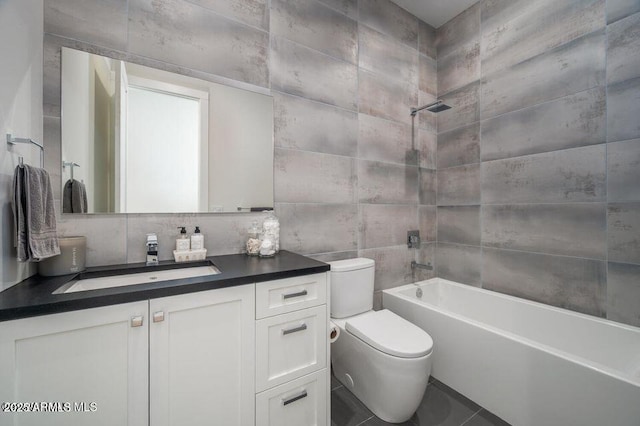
xmin=146 ymin=233 xmax=159 ymax=266
xmin=411 ymin=261 xmax=433 ymax=271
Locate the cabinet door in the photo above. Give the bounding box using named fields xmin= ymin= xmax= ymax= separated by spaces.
xmin=150 ymin=284 xmax=255 ymax=426
xmin=0 ymin=302 xmax=149 ymax=426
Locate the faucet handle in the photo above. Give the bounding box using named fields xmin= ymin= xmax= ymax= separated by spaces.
xmin=146 ymin=233 xmax=158 ymax=246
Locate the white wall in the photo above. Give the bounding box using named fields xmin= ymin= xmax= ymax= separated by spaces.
xmin=0 ymin=0 xmax=44 ymax=291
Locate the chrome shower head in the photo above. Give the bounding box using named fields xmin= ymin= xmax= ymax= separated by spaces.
xmin=410 ymin=100 xmax=452 ymax=116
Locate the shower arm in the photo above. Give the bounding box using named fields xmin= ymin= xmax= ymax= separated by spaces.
xmin=410 ymin=100 xmax=443 ymax=117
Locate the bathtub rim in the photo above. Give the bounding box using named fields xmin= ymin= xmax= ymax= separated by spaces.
xmin=383 ymin=277 xmax=640 ymax=388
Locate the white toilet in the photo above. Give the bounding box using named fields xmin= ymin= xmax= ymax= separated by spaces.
xmin=329 ymin=258 xmax=433 ymax=423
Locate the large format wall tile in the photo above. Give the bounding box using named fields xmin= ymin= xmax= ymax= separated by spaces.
xmin=437 ymin=206 xmax=480 ymax=245
xmin=277 ymin=203 xmax=357 ymax=254
xmin=481 ymin=87 xmax=606 ymax=161
xmin=43 ymin=117 xmax=62 ymax=202
xmin=359 ymin=204 xmax=418 ymax=249
xmin=481 ymin=30 xmax=605 ymax=119
xmin=436 ymin=243 xmax=481 ymax=286
xmin=359 ymin=245 xmax=414 ymax=291
xmin=608 ymin=202 xmax=640 ymax=264
xmin=482 ymin=203 xmax=607 ymax=259
xmin=358 ymin=0 xmax=419 ymax=49
xmin=419 ymin=206 xmax=437 ymax=242
xmin=358 ymin=69 xmax=417 ymax=125
xmin=57 ymin=215 xmax=127 ymax=267
xmin=317 ymin=0 xmax=357 ymax=19
xmin=358 ymin=160 xmax=418 ymax=204
xmin=481 ymin=145 xmax=606 ymax=204
xmin=128 ymin=0 xmax=269 ymax=87
xmin=271 ymin=0 xmax=357 ymax=64
xmin=607 ymin=0 xmax=640 ymax=23
xmin=437 ymin=82 xmax=480 ymax=133
xmin=359 ymin=25 xmax=418 ymax=87
xmin=482 ymin=248 xmax=606 ymax=317
xmin=607 ymin=139 xmax=640 ymax=202
xmin=437 ymin=123 xmax=480 ymax=168
xmin=419 ymin=169 xmax=437 ymax=205
xmin=190 ymin=0 xmax=268 ymax=30
xmin=309 ymin=250 xmax=358 ymax=263
xmin=607 ymin=12 xmax=640 ymax=85
xmin=417 ymin=91 xmax=438 ymax=133
xmin=419 ymin=21 xmax=437 ymax=60
xmin=607 ymin=262 xmax=640 ymax=326
xmin=43 ymin=36 xmax=61 ymax=113
xmin=271 ymin=36 xmax=357 ymax=110
xmin=274 ymin=148 xmax=356 ymax=203
xmin=418 ymin=129 xmax=437 ymax=170
xmin=45 ymin=0 xmax=128 ymax=50
xmin=419 ymin=54 xmax=437 ymax=97
xmin=125 ymin=212 xmax=269 ymax=262
xmin=607 ymin=77 xmax=640 ymax=142
xmin=358 ymin=114 xmax=414 ymax=166
xmin=437 ymin=164 xmax=480 ymax=206
xmin=437 ymin=41 xmax=480 ymax=95
xmin=274 ymin=92 xmax=357 ymax=157
xmin=481 ymin=0 xmax=605 ymax=76
xmin=414 ymin=243 xmax=436 ymax=281
xmin=436 ymin=2 xmax=480 ymax=59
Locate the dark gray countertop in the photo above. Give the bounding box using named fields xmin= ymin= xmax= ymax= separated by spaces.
xmin=0 ymin=250 xmax=329 ymax=322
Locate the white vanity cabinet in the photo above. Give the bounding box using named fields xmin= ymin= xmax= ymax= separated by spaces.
xmin=0 ymin=301 xmax=149 ymax=426
xmin=0 ymin=271 xmax=329 ymax=426
xmin=255 ymin=273 xmax=330 ymax=426
xmin=149 ymin=284 xmax=255 ymax=426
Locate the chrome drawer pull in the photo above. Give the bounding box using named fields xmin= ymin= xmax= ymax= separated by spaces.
xmin=282 ymin=390 xmax=307 ymax=406
xmin=283 ymin=289 xmax=308 ymax=300
xmin=282 ymin=323 xmax=307 ymax=335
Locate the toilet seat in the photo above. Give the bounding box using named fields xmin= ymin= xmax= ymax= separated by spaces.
xmin=345 ymin=309 xmax=433 ymax=358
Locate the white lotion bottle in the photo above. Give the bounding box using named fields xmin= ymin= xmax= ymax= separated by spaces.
xmin=191 ymin=226 xmax=205 ymax=250
xmin=176 ymin=227 xmax=190 ymax=251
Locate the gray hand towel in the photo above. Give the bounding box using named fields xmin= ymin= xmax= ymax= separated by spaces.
xmin=63 ymin=179 xmax=88 ymax=213
xmin=12 ymin=165 xmax=60 ymax=262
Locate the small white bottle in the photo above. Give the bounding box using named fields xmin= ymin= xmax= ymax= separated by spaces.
xmin=191 ymin=226 xmax=205 ymax=250
xmin=176 ymin=227 xmax=190 ymax=251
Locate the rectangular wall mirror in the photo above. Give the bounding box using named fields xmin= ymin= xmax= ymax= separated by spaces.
xmin=60 ymin=47 xmax=274 ymax=214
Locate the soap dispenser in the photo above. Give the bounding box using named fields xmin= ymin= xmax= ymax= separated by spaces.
xmin=191 ymin=226 xmax=205 ymax=250
xmin=176 ymin=227 xmax=190 ymax=251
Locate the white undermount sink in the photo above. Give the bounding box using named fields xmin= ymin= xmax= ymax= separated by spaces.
xmin=54 ymin=264 xmax=221 ymax=294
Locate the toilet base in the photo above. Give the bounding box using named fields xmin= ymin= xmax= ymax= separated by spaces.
xmin=332 ymin=322 xmax=431 ymax=423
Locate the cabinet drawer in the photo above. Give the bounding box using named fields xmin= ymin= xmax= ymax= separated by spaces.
xmin=256 ymin=273 xmax=327 ymax=319
xmin=256 ymin=305 xmax=327 ymax=392
xmin=256 ymin=369 xmax=327 ymax=426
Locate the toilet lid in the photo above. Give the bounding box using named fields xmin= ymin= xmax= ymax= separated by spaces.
xmin=345 ymin=309 xmax=433 ymax=358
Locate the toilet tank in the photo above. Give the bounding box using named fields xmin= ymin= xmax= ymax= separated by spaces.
xmin=329 ymin=258 xmax=375 ymax=318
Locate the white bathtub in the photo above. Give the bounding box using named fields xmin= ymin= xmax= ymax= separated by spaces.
xmin=383 ymin=278 xmax=640 ymax=426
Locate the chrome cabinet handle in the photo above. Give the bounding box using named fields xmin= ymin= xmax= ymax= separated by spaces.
xmin=282 ymin=323 xmax=307 ymax=335
xmin=131 ymin=316 xmax=144 ymax=327
xmin=282 ymin=390 xmax=307 ymax=406
xmin=283 ymin=289 xmax=308 ymax=300
xmin=153 ymin=311 xmax=165 ymax=323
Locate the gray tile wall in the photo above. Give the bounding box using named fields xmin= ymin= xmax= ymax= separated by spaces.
xmin=435 ymin=0 xmax=640 ymax=326
xmin=42 ymin=0 xmax=437 ymax=304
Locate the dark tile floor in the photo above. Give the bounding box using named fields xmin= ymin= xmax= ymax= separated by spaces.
xmin=331 ymin=374 xmax=511 ymax=426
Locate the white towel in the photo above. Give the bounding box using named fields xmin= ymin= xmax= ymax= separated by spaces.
xmin=12 ymin=165 xmax=60 ymax=262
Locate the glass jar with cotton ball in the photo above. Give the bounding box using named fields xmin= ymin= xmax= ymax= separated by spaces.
xmin=259 ymin=212 xmax=280 ymax=257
